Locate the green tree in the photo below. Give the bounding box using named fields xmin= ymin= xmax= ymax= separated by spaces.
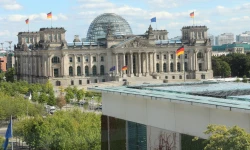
xmin=5 ymin=68 xmax=15 ymax=82
xmin=76 ymin=89 xmax=85 ymax=102
xmin=65 ymin=87 xmax=75 ymax=103
xmin=220 ymin=61 xmax=231 ymax=77
xmin=204 ymin=125 xmax=250 ymax=150
xmin=14 ymin=110 xmax=101 ymax=150
xmin=38 ymin=92 xmax=48 ymax=104
xmin=0 ymin=72 xmax=5 ymax=82
xmin=0 ymin=136 xmax=4 ymax=150
xmin=32 ymin=91 xmax=39 ymax=102
xmin=47 ymin=91 xmax=56 ymax=106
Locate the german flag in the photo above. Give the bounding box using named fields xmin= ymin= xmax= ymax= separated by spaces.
xmin=190 ymin=12 xmax=194 ymax=18
xmin=25 ymin=18 xmax=29 ymax=24
xmin=47 ymin=12 xmax=52 ymax=19
xmin=176 ymin=46 xmax=184 ymax=56
xmin=122 ymin=66 xmax=128 ymax=71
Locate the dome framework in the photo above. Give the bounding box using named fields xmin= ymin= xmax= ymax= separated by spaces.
xmin=86 ymin=13 xmax=133 ymax=41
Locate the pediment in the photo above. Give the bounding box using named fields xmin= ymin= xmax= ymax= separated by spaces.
xmin=111 ymin=36 xmax=153 ymax=48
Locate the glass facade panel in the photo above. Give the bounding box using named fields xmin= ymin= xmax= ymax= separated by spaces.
xmin=86 ymin=13 xmax=133 ymax=41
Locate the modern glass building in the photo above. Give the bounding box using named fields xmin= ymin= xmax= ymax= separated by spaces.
xmin=86 ymin=13 xmax=133 ymax=42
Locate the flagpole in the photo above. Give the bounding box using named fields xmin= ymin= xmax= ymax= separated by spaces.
xmin=193 ymin=11 xmax=195 ymax=26
xmin=51 ymin=16 xmax=52 ymax=28
xmin=28 ymin=22 xmax=29 ymax=32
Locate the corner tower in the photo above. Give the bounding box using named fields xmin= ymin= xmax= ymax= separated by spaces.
xmin=181 ymin=26 xmax=211 ymax=46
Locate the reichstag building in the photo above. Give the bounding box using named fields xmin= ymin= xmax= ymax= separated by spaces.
xmin=14 ymin=13 xmax=213 ymax=86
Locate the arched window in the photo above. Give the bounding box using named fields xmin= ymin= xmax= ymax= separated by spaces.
xmin=52 ymin=56 xmax=60 ymax=63
xmin=197 ymin=52 xmax=203 ymax=58
xmin=55 ymin=81 xmax=61 ymax=86
xmin=92 ymin=65 xmax=97 ymax=76
xmin=69 ymin=66 xmax=73 ymax=76
xmin=85 ymin=66 xmax=89 ymax=76
xmin=177 ymin=62 xmax=180 ymax=72
xmin=77 ymin=66 xmax=81 ymax=76
xmin=100 ymin=65 xmax=105 ymax=75
xmin=156 ymin=63 xmax=160 ymax=73
xmin=170 ymin=63 xmax=174 ymax=72
xmin=163 ymin=63 xmax=167 ymax=72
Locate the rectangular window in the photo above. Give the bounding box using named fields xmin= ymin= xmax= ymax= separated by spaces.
xmin=165 ymin=76 xmax=168 ymax=79
xmin=69 ymin=57 xmax=73 ymax=62
xmin=94 ymin=79 xmax=98 ymax=83
xmin=171 ymin=54 xmax=173 ymax=59
xmin=101 ymin=56 xmax=104 ymax=61
xmin=93 ymin=56 xmax=96 ymax=62
xmin=157 ymin=55 xmax=160 ymax=59
xmin=87 ymin=80 xmax=90 ymax=84
xmin=164 ymin=55 xmax=166 ymax=59
xmin=185 ymin=54 xmax=188 ymax=59
xmin=102 ymin=79 xmax=105 ymax=82
xmin=199 ymin=63 xmax=202 ymax=71
xmin=71 ymin=80 xmax=74 ymax=85
xmin=85 ymin=56 xmax=88 ymax=62
xmin=79 ymin=80 xmax=82 ymax=85
xmin=77 ymin=57 xmax=81 ymax=62
xmin=172 ymin=76 xmax=175 ymax=79
xmin=178 ymin=55 xmax=180 ymax=59
xmin=201 ymin=75 xmax=206 ymax=79
xmin=179 ymin=75 xmax=182 ymax=79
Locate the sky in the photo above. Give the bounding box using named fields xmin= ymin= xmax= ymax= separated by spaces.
xmin=0 ymin=0 xmax=250 ymax=50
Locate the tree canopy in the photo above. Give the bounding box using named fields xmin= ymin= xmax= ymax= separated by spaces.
xmin=212 ymin=53 xmax=250 ymax=77
xmin=200 ymin=125 xmax=250 ymax=150
xmin=14 ymin=110 xmax=101 ymax=150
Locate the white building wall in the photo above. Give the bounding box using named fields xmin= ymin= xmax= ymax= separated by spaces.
xmin=102 ymin=92 xmax=250 ymax=139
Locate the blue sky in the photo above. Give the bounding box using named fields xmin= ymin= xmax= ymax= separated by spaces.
xmin=0 ymin=0 xmax=250 ymax=49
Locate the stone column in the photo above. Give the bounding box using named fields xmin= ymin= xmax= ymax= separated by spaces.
xmin=194 ymin=50 xmax=198 ymax=71
xmin=89 ymin=54 xmax=92 ymax=75
xmin=204 ymin=51 xmax=207 ymax=71
xmin=74 ymin=54 xmax=77 ymax=76
xmin=160 ymin=52 xmax=163 ymax=73
xmin=122 ymin=53 xmax=127 ymax=77
xmin=166 ymin=52 xmax=170 ymax=72
xmin=61 ymin=54 xmax=64 ymax=77
xmin=97 ymin=54 xmax=100 ymax=75
xmin=138 ymin=52 xmax=142 ymax=77
xmin=206 ymin=49 xmax=211 ymax=70
xmin=174 ymin=52 xmax=177 ymax=72
xmin=145 ymin=52 xmax=149 ymax=76
xmin=82 ymin=54 xmax=85 ymax=76
xmin=153 ymin=52 xmax=156 ymax=73
xmin=130 ymin=52 xmax=134 ymax=77
xmin=115 ymin=53 xmax=119 ymax=75
xmin=189 ymin=51 xmax=193 ymax=71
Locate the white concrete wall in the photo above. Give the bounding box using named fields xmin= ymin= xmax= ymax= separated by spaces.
xmin=102 ymin=92 xmax=250 ymax=139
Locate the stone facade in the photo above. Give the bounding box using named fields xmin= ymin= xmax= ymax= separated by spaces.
xmin=14 ymin=25 xmax=213 ymax=87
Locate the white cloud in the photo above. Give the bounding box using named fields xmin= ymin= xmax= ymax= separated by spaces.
xmin=57 ymin=13 xmax=68 ymax=20
xmin=0 ymin=30 xmax=10 ymax=36
xmin=0 ymin=0 xmax=22 ymax=10
xmin=3 ymin=3 xmax=22 ymax=10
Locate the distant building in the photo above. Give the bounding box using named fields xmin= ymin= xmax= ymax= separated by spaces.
xmin=215 ymin=33 xmax=234 ymax=46
xmin=212 ymin=42 xmax=250 ymax=56
xmin=236 ymin=31 xmax=250 ymax=43
xmin=14 ymin=13 xmax=213 ymax=87
xmin=7 ymin=52 xmax=15 ymax=70
xmin=0 ymin=52 xmax=7 ymax=72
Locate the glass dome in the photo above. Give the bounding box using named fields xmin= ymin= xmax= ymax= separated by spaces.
xmin=86 ymin=13 xmax=133 ymax=41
